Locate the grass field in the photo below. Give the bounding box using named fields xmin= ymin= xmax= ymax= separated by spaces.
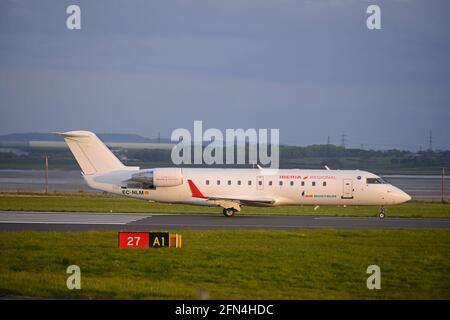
xmin=0 ymin=193 xmax=449 ymax=217
xmin=0 ymin=229 xmax=449 ymax=299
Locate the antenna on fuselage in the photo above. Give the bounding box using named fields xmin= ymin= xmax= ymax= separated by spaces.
xmin=251 ymin=161 xmax=263 ymax=170
xmin=324 ymin=165 xmax=331 ymax=170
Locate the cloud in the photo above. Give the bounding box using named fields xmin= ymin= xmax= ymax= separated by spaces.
xmin=0 ymin=0 xmax=449 ymax=150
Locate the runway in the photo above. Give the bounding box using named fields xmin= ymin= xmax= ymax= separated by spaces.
xmin=0 ymin=211 xmax=449 ymax=231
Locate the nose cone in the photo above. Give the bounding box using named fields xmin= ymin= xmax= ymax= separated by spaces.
xmin=401 ymin=191 xmax=412 ymax=203
xmin=393 ymin=189 xmax=412 ymax=204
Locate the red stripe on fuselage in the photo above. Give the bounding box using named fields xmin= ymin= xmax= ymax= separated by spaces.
xmin=187 ymin=179 xmax=207 ymax=199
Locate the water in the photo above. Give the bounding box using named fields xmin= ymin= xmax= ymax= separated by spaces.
xmin=0 ymin=169 xmax=94 ymax=193
xmin=381 ymin=175 xmax=450 ymax=201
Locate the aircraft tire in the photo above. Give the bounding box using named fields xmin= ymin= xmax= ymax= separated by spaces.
xmin=378 ymin=206 xmax=386 ymax=219
xmin=223 ymin=208 xmax=236 ymax=217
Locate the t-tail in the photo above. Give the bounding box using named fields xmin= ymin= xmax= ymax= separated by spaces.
xmin=58 ymin=130 xmax=127 ymax=175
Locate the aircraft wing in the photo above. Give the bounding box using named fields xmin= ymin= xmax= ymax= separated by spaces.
xmin=207 ymin=195 xmax=275 ymax=206
xmin=187 ymin=179 xmax=275 ymax=209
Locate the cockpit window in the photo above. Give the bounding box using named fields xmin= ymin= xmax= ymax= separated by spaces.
xmin=366 ymin=178 xmax=387 ymax=184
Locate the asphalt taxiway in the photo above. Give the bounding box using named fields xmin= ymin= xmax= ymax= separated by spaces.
xmin=0 ymin=211 xmax=449 ymax=231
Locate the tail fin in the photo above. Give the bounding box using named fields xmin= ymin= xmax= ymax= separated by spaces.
xmin=60 ymin=131 xmax=126 ymax=175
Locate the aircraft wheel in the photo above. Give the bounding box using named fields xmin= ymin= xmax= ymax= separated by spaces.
xmin=223 ymin=208 xmax=236 ymax=217
xmin=378 ymin=207 xmax=386 ymax=219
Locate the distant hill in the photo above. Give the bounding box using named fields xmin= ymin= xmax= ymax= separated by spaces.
xmin=0 ymin=132 xmax=171 ymax=143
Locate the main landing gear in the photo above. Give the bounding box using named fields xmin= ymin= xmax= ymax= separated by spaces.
xmin=223 ymin=208 xmax=237 ymax=217
xmin=378 ymin=206 xmax=386 ymax=219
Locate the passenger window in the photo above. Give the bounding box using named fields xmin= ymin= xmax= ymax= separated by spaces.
xmin=290 ymin=181 xmax=294 ymax=186
xmin=279 ymin=181 xmax=283 ymax=186
xmin=269 ymin=181 xmax=273 ymax=186
xmin=228 ymin=180 xmax=231 ymax=185
xmin=248 ymin=180 xmax=252 ymax=186
xmin=217 ymin=180 xmax=220 ymax=185
xmin=301 ymin=181 xmax=305 ymax=186
xmin=206 ymin=180 xmax=209 ymax=185
xmin=323 ymin=181 xmax=326 ymax=187
xmin=258 ymin=181 xmax=262 ymax=186
xmin=312 ymin=181 xmax=316 ymax=187
xmin=237 ymin=180 xmax=241 ymax=185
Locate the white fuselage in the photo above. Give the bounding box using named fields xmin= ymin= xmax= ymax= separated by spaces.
xmin=83 ymin=168 xmax=411 ymax=207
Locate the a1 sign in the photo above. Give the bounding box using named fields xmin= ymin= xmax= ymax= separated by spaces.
xmin=118 ymin=232 xmax=149 ymax=249
xmin=150 ymin=232 xmax=169 ymax=248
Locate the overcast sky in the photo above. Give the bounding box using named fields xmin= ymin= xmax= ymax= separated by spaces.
xmin=0 ymin=0 xmax=449 ymax=150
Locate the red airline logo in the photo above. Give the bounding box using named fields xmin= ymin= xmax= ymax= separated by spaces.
xmin=187 ymin=179 xmax=207 ymax=198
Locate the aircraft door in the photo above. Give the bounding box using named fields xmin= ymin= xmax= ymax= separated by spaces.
xmin=342 ymin=179 xmax=353 ymax=199
xmin=256 ymin=176 xmax=264 ymax=190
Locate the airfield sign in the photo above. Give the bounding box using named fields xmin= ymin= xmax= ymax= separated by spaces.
xmin=118 ymin=232 xmax=182 ymax=249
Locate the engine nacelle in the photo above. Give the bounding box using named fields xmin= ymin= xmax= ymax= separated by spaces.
xmin=130 ymin=168 xmax=183 ymax=188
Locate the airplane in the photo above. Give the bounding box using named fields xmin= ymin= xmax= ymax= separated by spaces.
xmin=60 ymin=130 xmax=411 ymax=219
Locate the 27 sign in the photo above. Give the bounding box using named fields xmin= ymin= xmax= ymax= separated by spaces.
xmin=118 ymin=232 xmax=149 ymax=248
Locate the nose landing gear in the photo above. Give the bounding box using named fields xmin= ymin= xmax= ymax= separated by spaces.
xmin=378 ymin=206 xmax=386 ymax=219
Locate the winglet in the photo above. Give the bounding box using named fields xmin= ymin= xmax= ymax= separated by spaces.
xmin=187 ymin=179 xmax=207 ymax=199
